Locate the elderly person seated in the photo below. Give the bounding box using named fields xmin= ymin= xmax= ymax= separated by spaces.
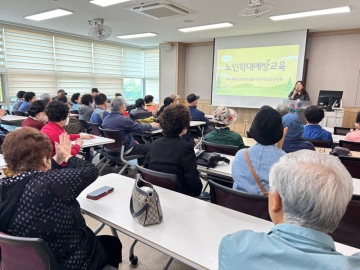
xmin=303 ymin=106 xmax=333 ymax=142
xmin=156 ymin=97 xmax=174 ymax=117
xmin=232 ymin=107 xmax=286 ymax=195
xmin=18 ymin=91 xmax=36 ymax=113
xmin=144 ymin=104 xmax=203 ymax=196
xmin=276 ymin=103 xmax=290 ymax=117
xmin=70 ymin=93 xmax=82 ymax=111
xmin=40 ymin=93 xmax=52 ymax=104
xmin=102 ymin=97 xmax=159 ymax=165
xmin=345 ymin=111 xmax=360 ymax=142
xmin=219 ymin=150 xmax=360 ymax=269
xmin=41 ymin=101 xmax=94 ymax=158
xmin=0 ymin=128 xmax=122 ymax=269
xmin=12 ymin=90 xmax=25 ymax=111
xmin=79 ymin=94 xmax=94 ymax=122
xmin=21 ymin=100 xmax=48 ymax=130
xmin=282 ymin=113 xmax=315 ymax=153
xmin=204 ymin=106 xmax=244 ymax=148
xmin=130 ymin=98 xmax=156 ymax=123
xmin=90 ymin=93 xmax=109 ymax=126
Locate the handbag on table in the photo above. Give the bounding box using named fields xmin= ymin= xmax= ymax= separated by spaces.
xmin=130 ymin=174 xmax=163 ymax=226
xmin=196 ymin=151 xmax=230 ymax=169
xmin=330 ymin=147 xmax=352 ymax=157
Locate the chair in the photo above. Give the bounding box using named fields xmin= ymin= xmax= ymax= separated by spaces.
xmin=339 ymin=156 xmax=360 ymax=178
xmin=0 ymin=232 xmax=59 ymax=270
xmin=79 ymin=119 xmax=91 ymax=134
xmin=208 ymin=179 xmax=271 ymax=221
xmin=246 ymin=130 xmax=252 ymax=138
xmin=98 ymin=128 xmax=146 ymax=175
xmin=202 ymin=141 xmax=241 ymax=156
xmin=334 ymin=127 xmax=351 ymax=135
xmin=13 ymin=111 xmax=25 ymax=116
xmin=339 ymin=140 xmax=360 ymax=152
xmin=330 ymin=196 xmax=360 ymax=249
xmin=306 ymin=139 xmax=332 ymax=148
xmin=88 ymin=121 xmax=104 ymax=137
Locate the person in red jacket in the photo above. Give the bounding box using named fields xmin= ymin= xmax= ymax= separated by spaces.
xmin=22 ymin=100 xmax=48 ymax=131
xmin=41 ymin=101 xmax=94 ymax=157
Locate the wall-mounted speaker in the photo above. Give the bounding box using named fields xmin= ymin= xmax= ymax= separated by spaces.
xmin=160 ymin=43 xmax=172 ymax=52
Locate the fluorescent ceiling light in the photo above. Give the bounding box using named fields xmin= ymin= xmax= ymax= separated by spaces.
xmin=89 ymin=0 xmax=132 ymax=7
xmin=116 ymin=33 xmax=157 ymax=39
xmin=25 ymin=9 xmax=73 ymax=21
xmin=178 ymin=22 xmax=233 ymax=33
xmin=270 ymin=6 xmax=350 ymax=21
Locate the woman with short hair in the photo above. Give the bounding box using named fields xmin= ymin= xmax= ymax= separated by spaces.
xmin=345 ymin=111 xmax=360 ymax=142
xmin=12 ymin=90 xmax=26 ymax=111
xmin=18 ymin=91 xmax=36 ymax=113
xmin=21 ymin=100 xmax=48 ymax=130
xmin=79 ymin=94 xmax=94 ymax=122
xmin=156 ymin=97 xmax=174 ymax=117
xmin=0 ymin=128 xmax=122 ymax=269
xmin=143 ymin=104 xmax=203 ymax=196
xmin=71 ymin=93 xmax=81 ymax=111
xmin=41 ymin=101 xmax=94 ymax=158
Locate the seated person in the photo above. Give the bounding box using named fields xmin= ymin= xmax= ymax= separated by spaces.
xmin=12 ymin=90 xmax=25 ymax=111
xmin=303 ymin=105 xmax=333 ymax=142
xmin=219 ymin=150 xmax=360 ymax=269
xmin=57 ymin=93 xmax=68 ymax=104
xmin=90 ymin=93 xmax=109 ymax=126
xmin=204 ymin=106 xmax=244 ymax=148
xmin=0 ymin=129 xmax=122 ymax=269
xmin=144 ymin=104 xmax=202 ymax=196
xmin=169 ymin=94 xmax=180 ymax=104
xmin=282 ymin=113 xmax=315 ymax=153
xmin=276 ymin=104 xmax=290 ymax=117
xmin=345 ymin=111 xmax=360 ymax=142
xmin=232 ymin=107 xmax=286 ymax=195
xmin=79 ymin=94 xmax=94 ymax=122
xmin=70 ymin=93 xmax=81 ymax=111
xmin=102 ymin=97 xmax=159 ymax=165
xmin=187 ymin=93 xmax=210 ymax=132
xmin=41 ymin=101 xmax=94 ymax=158
xmin=40 ymin=93 xmax=52 ymax=104
xmin=52 ymin=89 xmax=66 ymax=102
xmin=144 ymin=95 xmax=159 ymax=114
xmin=156 ymin=97 xmax=174 ymax=117
xmin=130 ymin=98 xmax=156 ymax=123
xmin=21 ymin=100 xmax=48 ymax=130
xmin=18 ymin=91 xmax=36 ymax=113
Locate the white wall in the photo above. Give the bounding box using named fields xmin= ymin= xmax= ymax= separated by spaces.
xmin=160 ymin=45 xmax=177 ymax=98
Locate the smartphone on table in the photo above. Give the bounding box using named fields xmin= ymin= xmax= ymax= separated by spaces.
xmin=86 ymin=186 xmax=114 ymax=200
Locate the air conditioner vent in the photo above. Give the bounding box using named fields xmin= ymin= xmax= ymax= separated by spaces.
xmin=127 ymin=1 xmax=195 ymax=20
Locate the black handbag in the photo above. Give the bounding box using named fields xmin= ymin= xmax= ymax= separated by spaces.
xmin=196 ymin=151 xmax=230 ymax=169
xmin=330 ymin=146 xmax=352 ymax=157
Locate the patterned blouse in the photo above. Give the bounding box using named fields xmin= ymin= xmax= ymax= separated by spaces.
xmin=1 ymin=157 xmax=100 ymax=269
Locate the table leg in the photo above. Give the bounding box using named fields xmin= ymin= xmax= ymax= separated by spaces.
xmin=83 ymin=147 xmax=93 ymax=162
xmin=163 ymin=257 xmax=173 ymax=270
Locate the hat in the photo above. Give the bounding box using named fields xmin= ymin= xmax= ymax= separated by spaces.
xmin=282 ymin=113 xmax=304 ymax=138
xmin=187 ymin=93 xmax=200 ymax=103
xmin=213 ymin=106 xmax=237 ymax=126
xmin=250 ymin=107 xmax=283 ymax=145
xmin=57 ymin=89 xmax=67 ymax=95
xmin=164 ymin=97 xmax=174 ymax=106
xmin=91 ymin=88 xmax=99 ymax=93
xmin=169 ymin=94 xmax=180 ymax=100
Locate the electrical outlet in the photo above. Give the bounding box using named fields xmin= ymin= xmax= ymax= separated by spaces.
xmin=245 ymin=119 xmax=248 ymax=125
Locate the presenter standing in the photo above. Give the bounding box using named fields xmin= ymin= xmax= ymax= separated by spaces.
xmin=288 ymin=81 xmax=310 ymax=101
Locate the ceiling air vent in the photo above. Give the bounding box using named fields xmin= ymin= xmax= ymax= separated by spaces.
xmin=126 ymin=1 xmax=195 ymax=20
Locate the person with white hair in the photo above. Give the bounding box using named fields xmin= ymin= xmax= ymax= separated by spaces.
xmin=219 ymin=150 xmax=360 ymax=269
xmin=101 ymin=97 xmax=159 ymax=165
xmin=276 ymin=103 xmax=290 ymax=117
xmin=40 ymin=93 xmax=52 ymax=104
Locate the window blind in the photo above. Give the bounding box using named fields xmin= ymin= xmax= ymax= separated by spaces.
xmin=93 ymin=42 xmax=123 ymax=98
xmin=145 ymin=48 xmax=159 ymax=103
xmin=123 ymin=47 xmax=144 ymax=78
xmin=0 ymin=28 xmax=5 ymax=73
xmin=4 ymin=29 xmax=56 ymax=99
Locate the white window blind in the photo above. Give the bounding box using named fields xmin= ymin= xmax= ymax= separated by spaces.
xmin=123 ymin=47 xmax=144 ymax=78
xmin=145 ymin=48 xmax=159 ymax=103
xmin=0 ymin=28 xmax=5 ymax=73
xmin=93 ymin=42 xmax=123 ymax=98
xmin=4 ymin=29 xmax=56 ymax=99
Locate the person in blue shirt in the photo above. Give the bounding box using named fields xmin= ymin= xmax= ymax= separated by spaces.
xmin=90 ymin=93 xmax=109 ymax=126
xmin=219 ymin=150 xmax=360 ymax=270
xmin=282 ymin=113 xmax=315 ymax=153
xmin=18 ymin=92 xmax=36 ymax=113
xmin=70 ymin=93 xmax=82 ymax=111
xmin=102 ymin=97 xmax=159 ymax=165
xmin=187 ymin=93 xmax=210 ymax=132
xmin=303 ymin=105 xmax=333 ymax=142
xmin=12 ymin=91 xmax=25 ymax=112
xmin=232 ymin=107 xmax=286 ymax=195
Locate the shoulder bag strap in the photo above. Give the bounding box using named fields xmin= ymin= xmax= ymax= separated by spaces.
xmin=244 ymin=149 xmax=268 ymax=196
xmin=130 ymin=197 xmax=149 ymax=218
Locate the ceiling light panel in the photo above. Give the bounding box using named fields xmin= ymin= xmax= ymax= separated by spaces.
xmin=178 ymin=22 xmax=233 ymax=33
xmin=89 ymin=0 xmax=132 ymax=7
xmin=270 ymin=6 xmax=350 ymax=21
xmin=116 ymin=33 xmax=158 ymax=39
xmin=25 ymin=9 xmax=73 ymax=21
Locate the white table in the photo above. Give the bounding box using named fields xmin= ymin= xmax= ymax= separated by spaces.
xmin=353 ymin=178 xmax=360 ymax=196
xmin=197 ymin=153 xmax=233 ymax=179
xmin=190 ymin=121 xmax=206 ymax=127
xmin=1 ymin=115 xmax=27 ymax=122
xmin=78 ymin=174 xmax=360 ymax=270
xmin=0 ymin=154 xmax=6 ymax=169
xmin=70 ymin=113 xmax=79 ymax=118
xmin=72 ymin=135 xmax=114 ymax=161
xmin=205 ymin=115 xmax=213 ymax=119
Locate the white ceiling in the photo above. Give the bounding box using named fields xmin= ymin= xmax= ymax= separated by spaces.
xmin=0 ymin=0 xmax=359 ymax=48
